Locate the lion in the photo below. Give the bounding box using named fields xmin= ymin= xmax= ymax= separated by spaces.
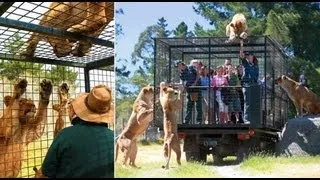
xmin=159 ymin=82 xmax=183 ymax=170
xmin=225 ymin=13 xmax=248 ymax=43
xmin=33 ymin=83 xmax=69 ymax=178
xmin=115 ymin=85 xmax=154 ymax=168
xmin=0 ymin=79 xmax=53 ymax=178
xmin=275 ymin=75 xmax=320 ymax=117
xmin=20 ymin=2 xmax=114 ymax=57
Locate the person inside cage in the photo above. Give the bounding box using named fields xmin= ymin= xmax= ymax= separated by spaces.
xmin=223 ymin=58 xmax=233 ymax=70
xmin=236 ymin=64 xmax=245 ymax=123
xmin=39 ymin=85 xmax=114 ymax=178
xmin=239 ymin=40 xmax=259 ymax=124
xmin=299 ymin=70 xmax=308 ymax=88
xmin=226 ymin=66 xmax=242 ymax=124
xmin=212 ymin=65 xmax=229 ymax=124
xmin=209 ymin=68 xmax=220 ymax=123
xmin=176 ymin=60 xmax=203 ymax=124
xmin=200 ymin=65 xmax=216 ymax=124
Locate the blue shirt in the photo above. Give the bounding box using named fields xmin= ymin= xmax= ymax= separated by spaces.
xmin=240 ymin=57 xmax=259 ymax=84
xmin=200 ymin=76 xmax=210 ymax=95
xmin=179 ymin=65 xmax=199 ymax=87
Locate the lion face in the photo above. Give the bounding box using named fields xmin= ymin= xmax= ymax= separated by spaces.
xmin=162 ymin=87 xmax=179 ymax=101
xmin=18 ymin=98 xmax=36 ymax=125
xmin=142 ymin=86 xmax=154 ymax=102
xmin=275 ymin=75 xmax=287 ymax=85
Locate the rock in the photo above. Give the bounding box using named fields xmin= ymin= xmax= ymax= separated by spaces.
xmin=276 ymin=115 xmax=320 ymax=156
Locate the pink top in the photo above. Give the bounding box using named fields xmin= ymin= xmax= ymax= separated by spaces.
xmin=212 ymin=75 xmax=228 ymax=87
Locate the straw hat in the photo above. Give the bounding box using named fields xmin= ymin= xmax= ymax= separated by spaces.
xmin=71 ymin=84 xmax=114 ymax=124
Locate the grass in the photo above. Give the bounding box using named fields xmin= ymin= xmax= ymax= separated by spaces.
xmin=240 ymin=154 xmax=320 ymax=177
xmin=115 ymin=142 xmax=218 ymax=178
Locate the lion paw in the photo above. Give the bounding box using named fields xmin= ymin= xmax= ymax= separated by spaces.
xmin=52 ymin=104 xmax=60 ymax=112
xmin=20 ymin=49 xmax=35 ymax=57
xmin=14 ymin=79 xmax=28 ymax=97
xmin=40 ymin=79 xmax=53 ymax=101
xmin=59 ymin=83 xmax=69 ymax=94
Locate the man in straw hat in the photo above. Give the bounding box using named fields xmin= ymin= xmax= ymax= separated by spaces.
xmin=40 ymin=84 xmax=114 ymax=178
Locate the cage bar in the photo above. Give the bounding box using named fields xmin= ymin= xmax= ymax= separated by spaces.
xmin=0 ymin=2 xmax=114 ymax=178
xmin=154 ymin=36 xmax=288 ymax=132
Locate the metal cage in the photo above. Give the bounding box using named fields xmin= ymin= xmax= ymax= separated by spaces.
xmin=0 ymin=2 xmax=114 ymax=178
xmin=154 ymin=36 xmax=288 ymax=131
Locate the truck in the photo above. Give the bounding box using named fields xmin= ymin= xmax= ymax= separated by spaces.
xmin=153 ymin=36 xmax=289 ymax=163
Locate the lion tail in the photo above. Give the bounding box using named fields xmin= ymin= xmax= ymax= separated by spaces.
xmin=115 ymin=135 xmax=120 ymax=161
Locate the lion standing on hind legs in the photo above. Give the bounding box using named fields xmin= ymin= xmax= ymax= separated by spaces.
xmin=115 ymin=85 xmax=154 ymax=168
xmin=0 ymin=78 xmax=53 ymax=178
xmin=159 ymin=82 xmax=183 ymax=170
xmin=275 ymin=75 xmax=320 ymax=117
xmin=33 ymin=83 xmax=70 ymax=178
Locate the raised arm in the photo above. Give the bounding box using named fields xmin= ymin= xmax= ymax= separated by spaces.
xmin=239 ymin=39 xmax=247 ymax=65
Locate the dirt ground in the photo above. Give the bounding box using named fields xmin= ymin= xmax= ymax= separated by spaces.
xmin=115 ymin=143 xmax=320 ymax=178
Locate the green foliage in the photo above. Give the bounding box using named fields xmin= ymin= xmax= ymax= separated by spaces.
xmin=115 ymin=8 xmax=124 ymax=38
xmin=173 ymin=22 xmax=194 ymax=37
xmin=265 ymin=10 xmax=290 ymax=45
xmin=115 ymin=96 xmax=136 ymax=133
xmin=0 ymin=33 xmax=44 ymax=81
xmin=43 ymin=65 xmax=78 ymax=86
xmin=0 ymin=33 xmax=79 ymax=91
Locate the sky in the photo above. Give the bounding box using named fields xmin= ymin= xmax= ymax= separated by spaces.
xmin=115 ymin=2 xmax=213 ymax=70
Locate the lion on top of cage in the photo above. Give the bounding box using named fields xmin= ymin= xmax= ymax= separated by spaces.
xmin=20 ymin=2 xmax=114 ymax=58
xmin=0 ymin=78 xmax=53 ymax=178
xmin=225 ymin=13 xmax=248 ymax=43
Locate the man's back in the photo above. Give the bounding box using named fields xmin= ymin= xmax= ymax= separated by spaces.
xmin=42 ymin=118 xmax=114 ymax=178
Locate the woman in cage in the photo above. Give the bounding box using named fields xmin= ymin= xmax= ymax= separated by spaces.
xmin=199 ymin=65 xmax=215 ymax=124
xmin=39 ymin=85 xmax=114 ymax=178
xmin=226 ymin=66 xmax=242 ymax=124
xmin=212 ymin=65 xmax=229 ymax=124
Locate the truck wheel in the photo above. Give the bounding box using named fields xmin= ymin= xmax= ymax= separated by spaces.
xmin=236 ymin=145 xmax=248 ymax=163
xmin=213 ymin=154 xmax=223 ymax=164
xmin=186 ymin=152 xmax=199 ymax=162
xmin=199 ymin=149 xmax=207 ymax=163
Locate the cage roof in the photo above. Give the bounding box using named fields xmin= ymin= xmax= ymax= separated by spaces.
xmin=156 ymin=36 xmax=286 ymax=60
xmin=0 ymin=2 xmax=114 ymax=69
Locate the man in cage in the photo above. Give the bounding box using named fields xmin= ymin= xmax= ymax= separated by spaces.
xmin=299 ymin=70 xmax=309 ymax=88
xmin=40 ymin=85 xmax=114 ymax=178
xmin=176 ymin=60 xmax=203 ymax=124
xmin=239 ymin=40 xmax=259 ymax=124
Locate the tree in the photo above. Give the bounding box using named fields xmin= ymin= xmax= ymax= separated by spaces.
xmin=0 ymin=33 xmax=43 ymax=81
xmin=173 ymin=22 xmax=194 ymax=37
xmin=115 ymin=8 xmax=124 ymax=38
xmin=0 ymin=33 xmax=79 ymax=90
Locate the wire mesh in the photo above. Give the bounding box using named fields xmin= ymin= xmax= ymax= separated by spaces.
xmin=0 ymin=2 xmax=114 ymax=64
xmin=0 ymin=2 xmax=114 ymax=178
xmin=154 ymin=36 xmax=288 ymax=131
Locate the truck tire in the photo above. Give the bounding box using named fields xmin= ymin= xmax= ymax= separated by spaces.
xmin=213 ymin=154 xmax=223 ymax=164
xmin=199 ymin=148 xmax=207 ymax=163
xmin=236 ymin=142 xmax=248 ymax=163
xmin=186 ymin=152 xmax=199 ymax=162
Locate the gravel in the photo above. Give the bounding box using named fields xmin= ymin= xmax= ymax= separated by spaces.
xmin=276 ymin=115 xmax=320 ymax=156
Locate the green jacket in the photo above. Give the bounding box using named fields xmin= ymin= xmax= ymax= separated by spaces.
xmin=41 ymin=118 xmax=114 ymax=178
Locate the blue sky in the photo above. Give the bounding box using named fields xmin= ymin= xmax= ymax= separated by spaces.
xmin=115 ymin=2 xmax=212 ymax=69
